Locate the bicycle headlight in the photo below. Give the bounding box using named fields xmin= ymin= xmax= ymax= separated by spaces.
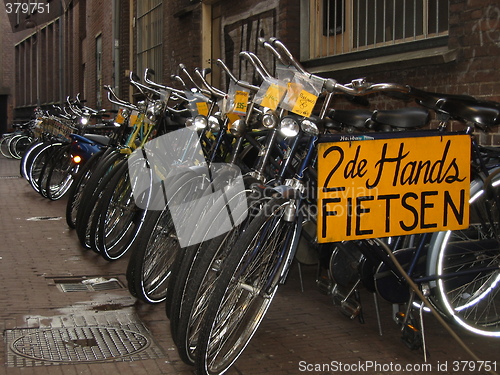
xmin=279 ymin=116 xmax=300 ymax=137
xmin=208 ymin=115 xmax=222 ymax=132
xmin=229 ymin=119 xmax=246 ymax=137
xmin=80 ymin=116 xmax=89 ymax=125
xmin=137 ymin=100 xmax=147 ymax=113
xmin=262 ymin=113 xmax=278 ymax=129
xmin=301 ymin=118 xmax=319 ymax=136
xmin=193 ymin=115 xmax=208 ymax=130
xmin=184 ymin=117 xmax=194 ymax=127
xmin=146 ymin=101 xmax=164 ymax=121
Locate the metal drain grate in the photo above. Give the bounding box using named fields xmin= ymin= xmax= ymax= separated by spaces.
xmin=5 ymin=314 xmax=165 ymax=366
xmin=52 ymin=276 xmax=125 ymax=292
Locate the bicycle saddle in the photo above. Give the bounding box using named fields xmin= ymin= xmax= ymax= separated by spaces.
xmin=407 ymin=86 xmax=477 ymax=110
xmin=370 ymin=107 xmax=430 ymax=131
xmin=436 ymin=98 xmax=500 ymax=128
xmin=326 ymin=109 xmax=373 ymax=130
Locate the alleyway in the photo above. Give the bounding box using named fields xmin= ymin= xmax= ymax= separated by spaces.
xmin=0 ymin=157 xmax=498 ymax=375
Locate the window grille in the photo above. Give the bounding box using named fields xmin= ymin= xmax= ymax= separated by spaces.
xmin=136 ymin=0 xmax=163 ymax=80
xmin=307 ymin=0 xmax=449 ymax=60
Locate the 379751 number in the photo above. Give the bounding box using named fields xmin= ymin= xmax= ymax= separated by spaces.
xmin=5 ymin=2 xmax=50 ymax=14
xmin=452 ymin=361 xmax=497 ymax=372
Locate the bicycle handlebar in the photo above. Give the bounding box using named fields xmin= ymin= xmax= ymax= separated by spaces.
xmin=179 ymin=63 xmax=210 ymax=96
xmin=129 ymin=71 xmax=163 ymax=98
xmin=258 ymin=38 xmax=288 ymax=66
xmin=171 ymin=74 xmax=188 ymax=90
xmin=104 ymin=85 xmax=138 ymax=111
xmin=216 ymin=59 xmax=260 ymax=92
xmin=143 ymin=68 xmax=188 ymax=100
xmin=239 ymin=51 xmax=269 ymax=81
xmin=194 ymin=67 xmax=226 ymax=99
xmin=268 ymin=37 xmax=309 ymax=75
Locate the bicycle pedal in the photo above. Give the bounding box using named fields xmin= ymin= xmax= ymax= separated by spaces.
xmin=316 ymin=276 xmax=334 ymax=295
xmin=333 ymin=293 xmax=361 ymax=319
xmin=401 ymin=323 xmax=422 ymax=350
xmin=395 ymin=311 xmax=406 ymax=324
xmin=340 ymin=299 xmax=361 ymax=320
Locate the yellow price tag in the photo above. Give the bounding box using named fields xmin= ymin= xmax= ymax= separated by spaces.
xmin=226 ymin=112 xmax=241 ymax=126
xmin=196 ymin=102 xmax=209 ymax=116
xmin=291 ymin=90 xmax=318 ymax=117
xmin=232 ymin=90 xmax=249 ymax=115
xmin=129 ymin=110 xmax=139 ymax=127
xmin=261 ymin=84 xmax=286 ymax=110
xmin=114 ymin=109 xmax=125 ymax=125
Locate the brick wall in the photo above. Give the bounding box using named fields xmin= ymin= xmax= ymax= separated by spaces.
xmin=162 ymin=0 xmax=203 ymax=82
xmin=12 ymin=0 xmax=129 ymax=118
xmin=83 ymin=0 xmax=113 ymax=109
xmin=0 ymin=10 xmax=16 ymax=131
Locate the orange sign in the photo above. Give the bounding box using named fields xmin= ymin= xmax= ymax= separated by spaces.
xmin=317 ymin=135 xmax=471 ymax=243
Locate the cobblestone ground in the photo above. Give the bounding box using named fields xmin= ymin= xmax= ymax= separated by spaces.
xmin=0 ymin=157 xmax=498 ymax=375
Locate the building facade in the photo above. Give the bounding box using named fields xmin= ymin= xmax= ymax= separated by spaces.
xmin=5 ymin=0 xmax=500 ymax=141
xmin=0 ymin=9 xmax=16 ymax=134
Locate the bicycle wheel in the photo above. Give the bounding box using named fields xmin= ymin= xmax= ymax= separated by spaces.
xmin=126 ymin=169 xmax=209 ymax=303
xmin=428 ymin=173 xmax=500 ymax=336
xmin=0 ymin=135 xmax=13 ymax=158
xmin=10 ymin=134 xmax=33 ymax=159
xmin=170 ymin=180 xmax=267 ymax=365
xmin=28 ymin=142 xmax=64 ymax=195
xmin=93 ymin=156 xmax=150 ymax=261
xmin=20 ymin=140 xmax=45 ymax=180
xmin=195 ymin=197 xmax=301 ymax=375
xmin=166 ymin=168 xmax=254 ymax=319
xmin=65 ymin=149 xmax=106 ymax=228
xmin=45 ymin=144 xmax=77 ymax=200
xmin=75 ymin=150 xmax=124 ymax=249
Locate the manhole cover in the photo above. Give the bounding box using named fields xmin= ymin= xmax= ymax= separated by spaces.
xmin=5 ymin=313 xmax=165 ymax=367
xmin=10 ymin=327 xmax=149 ymax=363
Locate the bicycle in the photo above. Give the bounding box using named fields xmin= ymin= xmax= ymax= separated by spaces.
xmin=192 ymin=38 xmax=500 ymax=375
xmin=0 ymin=120 xmax=36 ymax=159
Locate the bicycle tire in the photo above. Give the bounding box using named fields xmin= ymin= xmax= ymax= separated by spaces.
xmin=125 ymin=169 xmax=209 ymax=303
xmin=427 ymin=172 xmax=500 ymax=336
xmin=20 ymin=140 xmax=45 ymax=180
xmin=165 ymin=166 xmax=252 ymax=319
xmin=0 ymin=135 xmax=13 ymax=158
xmin=65 ymin=148 xmax=107 ymax=228
xmin=170 ymin=180 xmax=267 ymax=365
xmin=10 ymin=135 xmax=33 ymax=159
xmin=195 ymin=196 xmax=301 ymax=375
xmin=28 ymin=142 xmax=64 ymax=195
xmin=45 ymin=144 xmax=76 ymax=200
xmin=75 ymin=150 xmax=125 ymax=249
xmin=93 ymin=157 xmax=150 ymax=260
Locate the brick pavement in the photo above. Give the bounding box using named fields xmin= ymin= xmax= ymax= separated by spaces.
xmin=0 ymin=156 xmax=498 ymax=375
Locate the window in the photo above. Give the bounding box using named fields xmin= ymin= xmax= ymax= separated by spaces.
xmin=303 ymin=0 xmax=449 ymax=60
xmin=136 ymin=0 xmax=163 ymax=80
